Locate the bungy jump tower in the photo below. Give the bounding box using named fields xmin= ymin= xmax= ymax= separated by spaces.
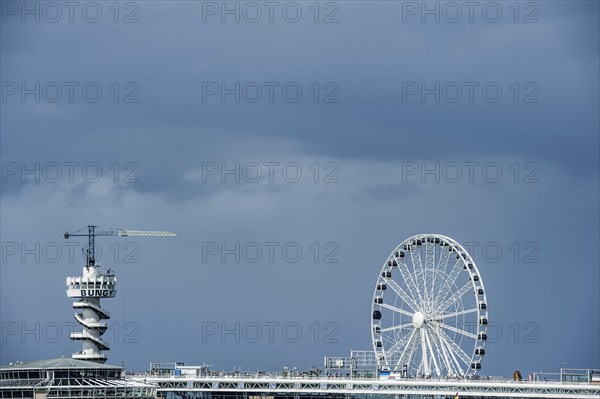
xmin=64 ymin=225 xmax=176 ymax=363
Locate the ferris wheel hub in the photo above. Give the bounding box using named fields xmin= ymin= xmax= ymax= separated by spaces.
xmin=412 ymin=311 xmax=425 ymax=328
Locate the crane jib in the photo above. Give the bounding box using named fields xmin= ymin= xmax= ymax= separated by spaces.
xmin=63 ymin=225 xmax=176 ymax=267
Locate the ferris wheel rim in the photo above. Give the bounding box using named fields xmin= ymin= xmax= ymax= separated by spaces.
xmin=371 ymin=233 xmax=488 ymax=378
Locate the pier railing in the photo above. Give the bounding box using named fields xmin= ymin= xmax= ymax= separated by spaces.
xmin=126 ymin=373 xmax=600 ymax=399
xmin=127 ymin=371 xmax=599 ymax=385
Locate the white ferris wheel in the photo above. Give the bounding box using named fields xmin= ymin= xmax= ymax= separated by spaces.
xmin=371 ymin=234 xmax=488 ymax=378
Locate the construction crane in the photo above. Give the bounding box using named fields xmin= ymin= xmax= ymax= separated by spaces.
xmin=64 ymin=225 xmax=177 ymax=267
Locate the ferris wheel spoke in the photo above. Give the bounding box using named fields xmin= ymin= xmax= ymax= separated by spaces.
xmin=410 ymin=246 xmax=428 ymax=303
xmin=432 ymin=244 xmax=450 ymax=304
xmin=432 ymin=328 xmax=456 ymax=375
xmin=381 ymin=323 xmax=413 ymax=333
xmin=436 ymin=327 xmax=472 ymax=366
xmin=380 ymin=303 xmax=414 ymax=318
xmin=435 ymin=321 xmax=478 ymax=340
xmin=404 ymin=333 xmax=420 ymax=374
xmin=385 ymin=329 xmax=415 ymax=356
xmin=392 ymin=329 xmax=416 ymax=368
xmin=381 ymin=332 xmax=402 ymax=346
xmin=436 ymin=243 xmax=451 ymax=275
xmin=397 ymin=259 xmax=424 ymax=306
xmin=432 ymin=257 xmax=463 ymax=308
xmin=425 ymin=240 xmax=438 ymax=306
xmin=442 ymin=308 xmax=478 ymax=319
xmin=434 ymin=327 xmax=464 ymax=376
xmin=425 ymin=240 xmax=436 ymax=270
xmin=393 ymin=329 xmax=420 ymax=373
xmin=435 ymin=281 xmax=473 ymax=314
xmin=435 ymin=259 xmax=462 ymax=303
xmin=424 ymin=329 xmax=441 ymax=377
xmin=419 ymin=328 xmax=430 ymax=376
xmin=385 ymin=279 xmax=420 ymax=312
xmin=429 ymin=325 xmax=455 ymax=376
xmin=434 ymin=342 xmax=447 ymax=377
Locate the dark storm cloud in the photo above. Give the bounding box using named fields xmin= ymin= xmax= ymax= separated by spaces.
xmin=1 ymin=1 xmax=598 ymax=178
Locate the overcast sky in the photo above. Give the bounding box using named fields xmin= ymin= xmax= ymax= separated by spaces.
xmin=1 ymin=0 xmax=598 ymax=377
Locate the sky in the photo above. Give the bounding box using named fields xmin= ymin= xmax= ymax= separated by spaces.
xmin=0 ymin=0 xmax=598 ymax=378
